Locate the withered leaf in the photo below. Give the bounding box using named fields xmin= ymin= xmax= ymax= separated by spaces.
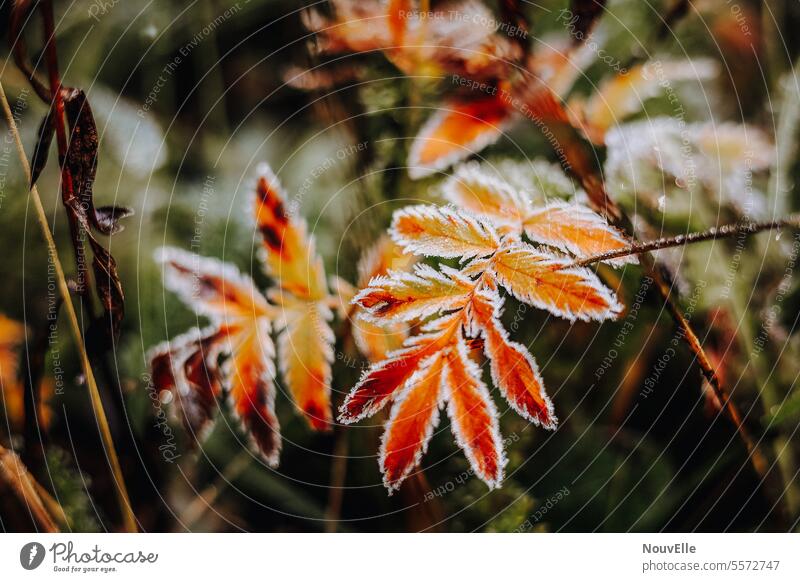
xmin=64 ymin=89 xmax=133 ymax=234
xmin=88 ymin=236 xmax=125 ymax=340
xmin=30 ymin=107 xmax=55 ymax=188
xmin=63 ymin=90 xmax=100 ymax=228
xmin=61 ymin=88 xmax=129 ymax=339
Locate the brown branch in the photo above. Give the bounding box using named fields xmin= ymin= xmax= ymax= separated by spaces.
xmin=542 ymin=110 xmax=777 ymax=492
xmin=575 ymin=215 xmax=800 ymax=267
xmin=588 ymin=213 xmax=778 ymax=488
xmin=639 ymin=248 xmax=771 ymax=489
xmin=531 ymin=0 xmax=784 ymax=516
xmin=655 ymin=269 xmax=769 ymax=478
xmin=39 ymin=0 xmax=94 ymax=310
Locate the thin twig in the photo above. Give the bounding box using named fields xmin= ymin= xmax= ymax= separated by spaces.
xmin=0 ymin=81 xmax=137 ymax=533
xmin=577 ymin=212 xmax=780 ymax=486
xmin=575 ymin=215 xmax=800 ymax=267
xmin=654 ymin=266 xmax=769 ymax=478
xmin=569 ymin=158 xmax=775 ymax=492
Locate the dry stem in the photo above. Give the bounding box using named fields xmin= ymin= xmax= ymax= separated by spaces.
xmin=0 ymin=81 xmax=137 ymax=532
xmin=575 ymin=216 xmax=800 ymax=267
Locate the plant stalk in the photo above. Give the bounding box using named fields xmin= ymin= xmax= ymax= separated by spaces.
xmin=0 ymin=81 xmax=137 ymax=533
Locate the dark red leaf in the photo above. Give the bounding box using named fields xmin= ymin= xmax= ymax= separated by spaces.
xmin=30 ymin=108 xmax=55 ymax=188
xmin=181 ymin=349 xmax=221 ymax=440
xmin=63 ymin=89 xmax=100 ymax=228
xmin=87 ymin=236 xmax=125 ymax=340
xmin=59 ymin=89 xmax=128 ymax=338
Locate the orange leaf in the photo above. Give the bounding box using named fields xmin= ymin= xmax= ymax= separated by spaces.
xmin=302 ymin=1 xmax=521 ymax=79
xmin=522 ymin=201 xmax=636 ymax=266
xmin=443 ymin=337 xmax=504 ymax=488
xmin=355 ymin=264 xmax=474 ymax=323
xmin=254 ymin=164 xmax=327 ymax=300
xmin=391 ymin=205 xmax=500 ymax=259
xmin=380 ymin=353 xmax=445 ymax=491
xmin=0 ymin=314 xmax=25 ymax=385
xmin=387 ymin=0 xmax=412 ymax=45
xmin=348 ymin=236 xmax=415 ymax=360
xmin=492 ymin=243 xmax=622 ymax=321
xmin=442 ymin=163 xmax=529 ymax=227
xmin=407 ymin=96 xmax=513 ymax=179
xmin=301 ymin=1 xmax=393 ymax=55
xmin=225 ymin=322 xmax=281 ymax=466
xmin=468 ymin=290 xmax=556 ymax=428
xmin=276 ymin=301 xmax=334 ymax=431
xmin=156 ymin=247 xmax=271 ymax=323
xmin=352 ymin=316 xmax=407 ymax=363
xmin=570 ymin=60 xmax=718 ymax=144
xmin=357 ymin=235 xmax=416 ymax=287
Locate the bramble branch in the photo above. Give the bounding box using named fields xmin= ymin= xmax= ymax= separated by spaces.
xmin=574 ymin=215 xmax=800 ymax=267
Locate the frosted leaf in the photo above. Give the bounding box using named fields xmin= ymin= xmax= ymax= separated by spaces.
xmin=492 ymin=243 xmax=623 ymax=322
xmin=354 ymin=264 xmax=475 ymax=323
xmin=390 ymin=204 xmax=501 ymax=259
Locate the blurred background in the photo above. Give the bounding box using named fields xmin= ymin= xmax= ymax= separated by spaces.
xmin=0 ymin=0 xmax=799 ymax=532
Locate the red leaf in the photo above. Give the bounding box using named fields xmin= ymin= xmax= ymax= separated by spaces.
xmin=339 ymin=327 xmax=455 ymax=424
xmin=338 ymin=344 xmax=428 ymax=424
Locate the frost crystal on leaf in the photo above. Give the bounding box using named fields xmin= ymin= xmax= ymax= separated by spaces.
xmin=341 ymin=163 xmax=630 ymax=492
